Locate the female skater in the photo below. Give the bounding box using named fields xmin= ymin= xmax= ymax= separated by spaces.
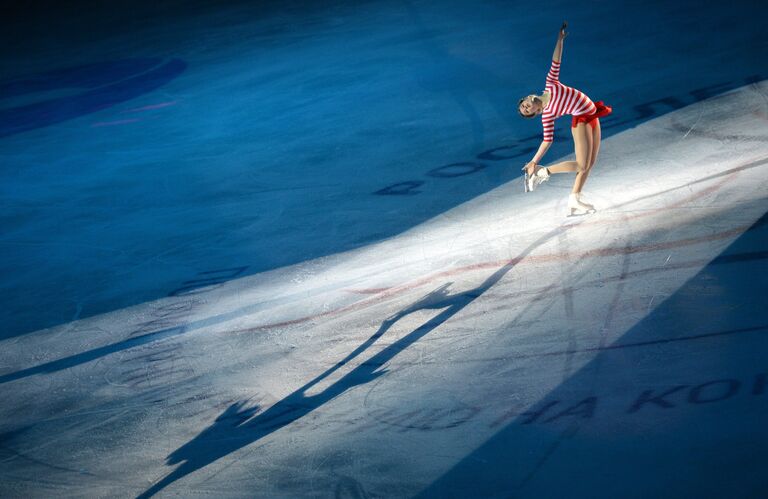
xmin=518 ymin=22 xmax=612 ymax=215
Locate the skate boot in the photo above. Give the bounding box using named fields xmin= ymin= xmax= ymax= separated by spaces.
xmin=575 ymin=193 xmax=595 ymax=211
xmin=567 ymin=193 xmax=596 ymax=216
xmin=522 ymin=165 xmax=550 ymax=192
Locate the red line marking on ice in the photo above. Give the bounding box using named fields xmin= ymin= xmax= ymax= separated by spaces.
xmin=91 ymin=119 xmax=140 ymax=127
xmin=344 ymin=172 xmax=733 ymax=295
xmin=347 ymin=288 xmax=392 ymax=294
xmin=232 ymin=225 xmax=749 ymax=334
xmin=122 ymin=101 xmax=178 ymax=113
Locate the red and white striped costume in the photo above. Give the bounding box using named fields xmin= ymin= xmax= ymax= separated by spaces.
xmin=541 ymin=60 xmax=596 ymax=142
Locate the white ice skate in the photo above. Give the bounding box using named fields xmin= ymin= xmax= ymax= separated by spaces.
xmin=567 ymin=193 xmax=596 ymax=216
xmin=574 ymin=192 xmax=595 ymax=211
xmin=522 ymin=165 xmax=550 ymax=193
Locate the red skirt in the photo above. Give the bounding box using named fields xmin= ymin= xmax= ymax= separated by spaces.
xmin=572 ymin=100 xmax=612 ymax=128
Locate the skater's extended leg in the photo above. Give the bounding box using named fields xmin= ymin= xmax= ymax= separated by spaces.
xmin=540 ymin=123 xmax=590 ymax=177
xmin=545 ymin=161 xmax=579 ymax=173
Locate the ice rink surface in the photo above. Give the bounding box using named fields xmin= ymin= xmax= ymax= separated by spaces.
xmin=1 ymin=0 xmax=767 ymax=497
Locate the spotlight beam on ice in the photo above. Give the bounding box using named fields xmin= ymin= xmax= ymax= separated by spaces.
xmin=1 ymin=192 xmax=760 ymax=387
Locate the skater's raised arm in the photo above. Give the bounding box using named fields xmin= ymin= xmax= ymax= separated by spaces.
xmin=552 ymin=22 xmax=567 ymax=64
xmin=545 ymin=23 xmax=567 ymax=84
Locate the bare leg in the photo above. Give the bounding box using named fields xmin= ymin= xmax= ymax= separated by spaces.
xmin=571 ymin=124 xmax=592 ymax=193
xmin=541 ymin=124 xmax=591 ymax=184
xmin=580 ymin=119 xmax=601 ymax=186
xmin=546 ymin=162 xmax=579 ymax=173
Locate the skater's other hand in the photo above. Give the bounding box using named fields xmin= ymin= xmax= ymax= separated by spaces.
xmin=559 ymin=22 xmax=568 ymax=39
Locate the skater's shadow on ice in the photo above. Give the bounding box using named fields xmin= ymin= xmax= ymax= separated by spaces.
xmin=137 ymin=228 xmax=565 ymax=498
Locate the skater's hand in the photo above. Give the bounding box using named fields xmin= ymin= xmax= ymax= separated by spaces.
xmin=559 ymin=22 xmax=568 ymax=39
xmin=524 ymin=161 xmax=537 ymax=174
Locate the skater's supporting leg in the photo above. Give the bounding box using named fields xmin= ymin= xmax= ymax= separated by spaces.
xmin=580 ymin=119 xmax=602 ymax=186
xmin=571 ymin=123 xmax=593 ymax=193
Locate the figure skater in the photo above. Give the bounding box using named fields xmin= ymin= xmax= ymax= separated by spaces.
xmin=518 ymin=22 xmax=612 ymax=216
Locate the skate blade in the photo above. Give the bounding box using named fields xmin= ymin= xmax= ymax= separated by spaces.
xmin=567 ymin=209 xmax=596 ymax=217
